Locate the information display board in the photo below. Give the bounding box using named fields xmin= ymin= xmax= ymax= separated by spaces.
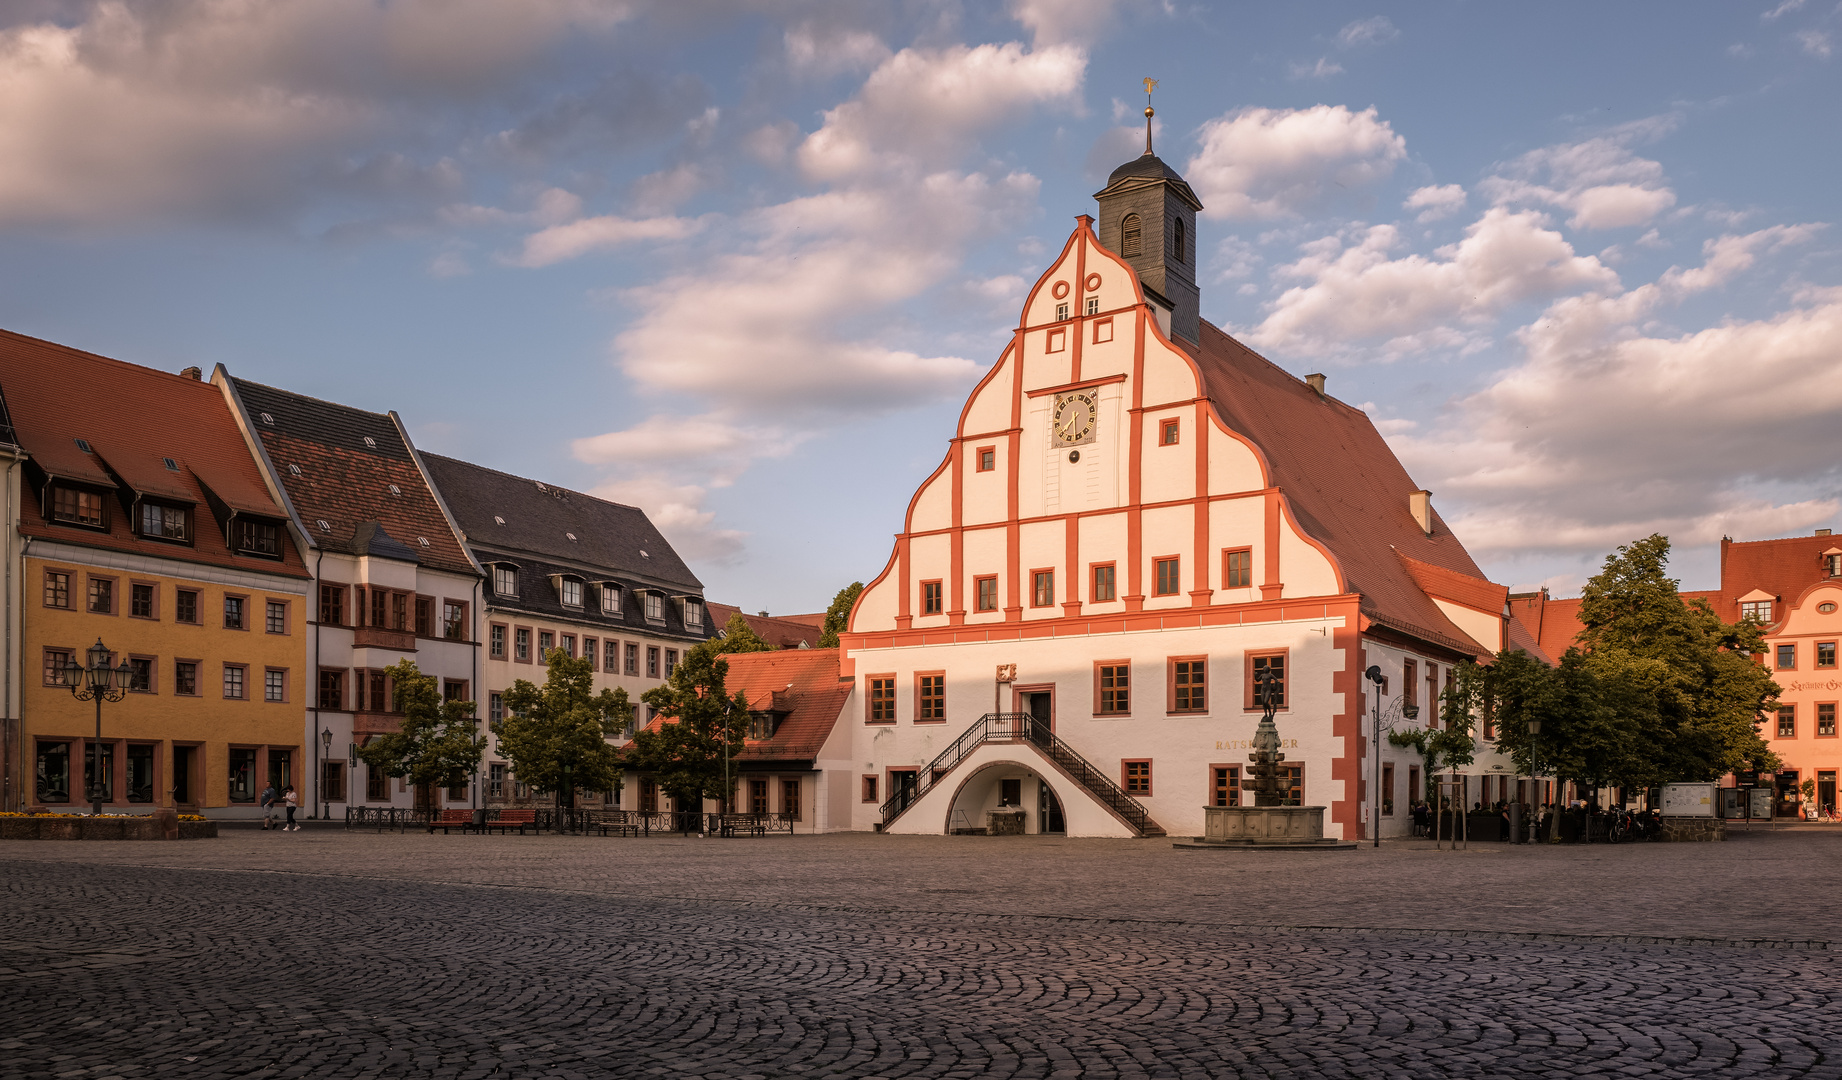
xmin=1661 ymin=782 xmax=1716 ymax=817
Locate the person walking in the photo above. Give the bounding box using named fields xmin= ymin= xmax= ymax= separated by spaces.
xmin=283 ymin=785 xmax=300 ymax=831
xmin=259 ymin=782 xmax=278 ymax=830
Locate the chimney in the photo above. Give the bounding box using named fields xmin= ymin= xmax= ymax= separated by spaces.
xmin=1818 ymin=529 xmax=1832 ymax=536
xmin=1305 ymin=373 xmax=1326 ymax=396
xmin=179 ymin=366 xmax=202 ymax=381
xmin=1409 ymin=490 xmax=1434 ymax=536
xmin=758 ymin=610 xmax=769 ymax=617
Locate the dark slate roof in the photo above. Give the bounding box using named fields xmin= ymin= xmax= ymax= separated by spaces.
xmin=352 ymin=521 xmax=419 ymax=563
xmin=1107 ymin=152 xmax=1185 ymax=185
xmin=421 ymin=453 xmax=701 ymax=592
xmin=471 ymin=545 xmax=713 ymax=644
xmin=229 ymin=377 xmax=475 ymax=577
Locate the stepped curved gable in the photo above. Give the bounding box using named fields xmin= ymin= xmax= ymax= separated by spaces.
xmin=836 ymin=148 xmax=1524 ymax=840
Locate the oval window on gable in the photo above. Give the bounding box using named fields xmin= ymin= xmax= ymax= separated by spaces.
xmin=1821 ymin=602 xmax=1838 ymax=614
xmin=1121 ymin=213 xmax=1142 ymax=256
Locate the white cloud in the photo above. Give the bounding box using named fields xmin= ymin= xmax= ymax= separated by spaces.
xmin=1336 ymin=16 xmax=1400 ymax=48
xmin=0 ymin=0 xmax=635 ymax=226
xmin=783 ymin=24 xmax=890 ymax=79
xmin=585 ymin=475 xmax=748 ymax=566
xmin=1185 ymin=105 xmax=1408 ymax=220
xmin=1009 ymin=0 xmax=1124 ymax=46
xmin=427 ymin=250 xmax=471 ymax=277
xmin=1288 ymin=57 xmax=1344 ymax=79
xmin=1242 ymin=208 xmax=1618 ymax=357
xmin=1393 ymin=229 xmax=1838 ymax=560
xmin=509 ymin=214 xmax=701 ymax=267
xmin=1763 ymin=0 xmax=1807 ymax=20
xmin=1403 ymin=183 xmax=1466 ymax=223
xmin=1795 ymin=29 xmax=1833 ymax=58
xmin=797 ymin=41 xmax=1084 ymax=182
xmin=1480 ymin=121 xmax=1680 ymax=230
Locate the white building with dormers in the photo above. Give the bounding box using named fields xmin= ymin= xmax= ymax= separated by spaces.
xmin=836 ymin=147 xmax=1539 ymax=840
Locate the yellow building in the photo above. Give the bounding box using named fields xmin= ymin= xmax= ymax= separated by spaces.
xmin=3 ymin=330 xmax=311 ymax=816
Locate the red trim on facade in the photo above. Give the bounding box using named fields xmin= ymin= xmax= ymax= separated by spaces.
xmin=1329 ymin=602 xmax=1364 ymax=841
xmin=839 ymin=593 xmax=1361 ymax=651
xmin=1023 ymin=373 xmax=1129 ymax=399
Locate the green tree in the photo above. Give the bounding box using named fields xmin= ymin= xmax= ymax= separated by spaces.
xmin=1575 ymin=534 xmax=1778 ymax=784
xmin=701 ymin=611 xmax=774 ymax=657
xmin=494 ymin=648 xmax=631 ymax=808
xmin=628 ymin=645 xmax=750 ymax=816
xmin=355 ymin=660 xmax=484 ymax=802
xmin=816 ymin=581 xmax=864 ymax=649
xmin=1387 ymin=661 xmax=1482 ymax=803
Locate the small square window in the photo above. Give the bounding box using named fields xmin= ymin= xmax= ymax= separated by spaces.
xmin=1154 ymin=557 xmax=1180 ymax=597
xmin=1778 ymin=644 xmax=1797 ymax=670
xmin=1092 ymin=564 xmax=1116 ymax=603
xmin=1224 ymin=549 xmax=1253 ymax=589
xmin=975 ymin=575 xmax=998 ymax=612
xmin=1085 ymin=297 xmax=1099 ymax=316
xmin=921 ymin=580 xmax=943 ymax=616
xmin=1818 ymin=642 xmax=1837 ymax=669
xmin=1123 ymin=760 xmax=1151 ymax=795
xmin=1055 ymin=302 xmax=1069 ymax=321
xmin=976 ymin=447 xmax=995 ymax=472
xmin=1161 ymin=418 xmax=1180 ymax=445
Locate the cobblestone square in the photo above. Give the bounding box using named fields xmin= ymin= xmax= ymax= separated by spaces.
xmin=2 ymin=828 xmax=1837 ymax=1079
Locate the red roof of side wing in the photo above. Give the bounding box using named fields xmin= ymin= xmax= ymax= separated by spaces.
xmin=1718 ymin=534 xmax=1842 ymax=624
xmin=1182 ymin=321 xmax=1494 ymax=659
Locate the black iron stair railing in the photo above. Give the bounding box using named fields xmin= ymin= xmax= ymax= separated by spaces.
xmin=878 ymin=712 xmax=1163 ymax=835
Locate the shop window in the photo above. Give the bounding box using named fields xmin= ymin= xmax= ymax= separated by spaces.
xmin=84 ymin=743 xmax=114 ymax=804
xmin=127 ymin=745 xmax=155 ymax=802
xmin=228 ymin=748 xmax=258 ymax=803
xmin=36 ymin=741 xmax=70 ymax=803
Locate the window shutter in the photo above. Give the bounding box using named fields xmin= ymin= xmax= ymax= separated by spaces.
xmin=1121 ymin=213 xmax=1141 ymax=256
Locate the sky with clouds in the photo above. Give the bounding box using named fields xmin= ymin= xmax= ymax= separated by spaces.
xmin=2 ymin=0 xmax=1838 ymax=612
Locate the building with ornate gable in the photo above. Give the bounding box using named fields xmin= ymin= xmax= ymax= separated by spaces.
xmin=838 ymin=147 xmax=1536 ymax=839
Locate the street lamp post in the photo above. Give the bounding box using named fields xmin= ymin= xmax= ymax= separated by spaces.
xmin=319 ymin=728 xmax=332 ymax=820
xmin=1364 ymin=666 xmax=1386 ymax=847
xmin=62 ymin=638 xmax=133 ymax=816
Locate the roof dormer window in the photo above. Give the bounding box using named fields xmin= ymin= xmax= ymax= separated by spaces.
xmin=558 ymin=577 xmax=583 ymax=608
xmin=50 ymin=485 xmax=105 ymax=528
xmin=236 ymin=518 xmax=282 ymax=557
xmin=492 ymin=565 xmax=518 ymax=597
xmin=601 ymin=583 xmax=622 ymax=616
xmin=139 ymin=502 xmax=190 ymax=542
xmin=683 ymin=597 xmax=704 ymax=631
xmin=644 ymin=591 xmax=664 ymax=623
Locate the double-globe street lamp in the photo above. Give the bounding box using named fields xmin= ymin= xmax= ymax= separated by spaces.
xmin=58 ymin=638 xmax=134 ymax=816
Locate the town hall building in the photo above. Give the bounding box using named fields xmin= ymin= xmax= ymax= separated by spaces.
xmin=836 ymin=144 xmax=1536 ymax=839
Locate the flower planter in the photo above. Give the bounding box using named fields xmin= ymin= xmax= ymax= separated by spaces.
xmin=0 ymin=810 xmax=217 ymax=840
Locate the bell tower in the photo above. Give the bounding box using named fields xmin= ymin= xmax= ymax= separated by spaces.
xmin=1094 ymin=79 xmax=1204 ymax=344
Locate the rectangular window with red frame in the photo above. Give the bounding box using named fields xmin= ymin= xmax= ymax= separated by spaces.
xmin=1224 ymin=548 xmax=1253 ymax=589
xmin=1096 ymin=661 xmax=1129 ymax=715
xmin=1249 ymin=653 xmax=1286 ymax=710
xmin=867 ymin=675 xmax=896 ymax=723
xmin=975 ymin=575 xmax=998 ymax=612
xmin=1154 ymin=557 xmax=1180 ymax=596
xmin=921 ymin=580 xmax=943 ymax=616
xmin=1778 ymin=706 xmax=1796 ymax=738
xmin=917 ymin=673 xmax=945 ymax=720
xmin=1091 ymin=563 xmax=1116 ymax=603
xmin=1123 ymin=760 xmax=1151 ymax=795
xmin=1211 ymin=765 xmax=1240 ymax=807
xmin=1031 ymin=570 xmax=1054 ymax=607
xmin=1170 ymin=657 xmax=1206 ymax=713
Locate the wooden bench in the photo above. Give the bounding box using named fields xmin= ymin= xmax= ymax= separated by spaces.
xmin=426 ymin=808 xmax=474 ymax=834
xmin=596 ymin=814 xmax=647 ymax=837
xmin=478 ymin=808 xmax=538 ymax=835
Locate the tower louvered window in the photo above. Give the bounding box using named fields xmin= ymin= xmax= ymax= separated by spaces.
xmin=1173 ymin=216 xmax=1185 ymax=263
xmin=1121 ymin=213 xmax=1141 ymax=256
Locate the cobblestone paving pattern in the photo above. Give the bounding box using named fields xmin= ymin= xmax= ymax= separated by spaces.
xmin=1 ymin=831 xmax=1838 ymax=1079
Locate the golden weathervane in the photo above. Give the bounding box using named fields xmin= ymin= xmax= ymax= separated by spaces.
xmin=1142 ymin=77 xmax=1158 ymax=155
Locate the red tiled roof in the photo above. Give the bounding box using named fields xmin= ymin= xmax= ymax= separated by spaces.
xmin=632 ymin=648 xmax=850 ymax=764
xmin=708 ymin=603 xmax=823 ymax=650
xmin=1184 ymin=322 xmax=1493 ymax=659
xmin=1717 ymin=534 xmax=1842 ymax=623
xmin=1398 ymin=553 xmax=1509 ymax=615
xmin=0 ymin=329 xmax=307 ymax=578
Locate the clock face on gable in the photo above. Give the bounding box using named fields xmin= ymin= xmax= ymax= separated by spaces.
xmin=1052 ymin=392 xmax=1097 ymax=446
